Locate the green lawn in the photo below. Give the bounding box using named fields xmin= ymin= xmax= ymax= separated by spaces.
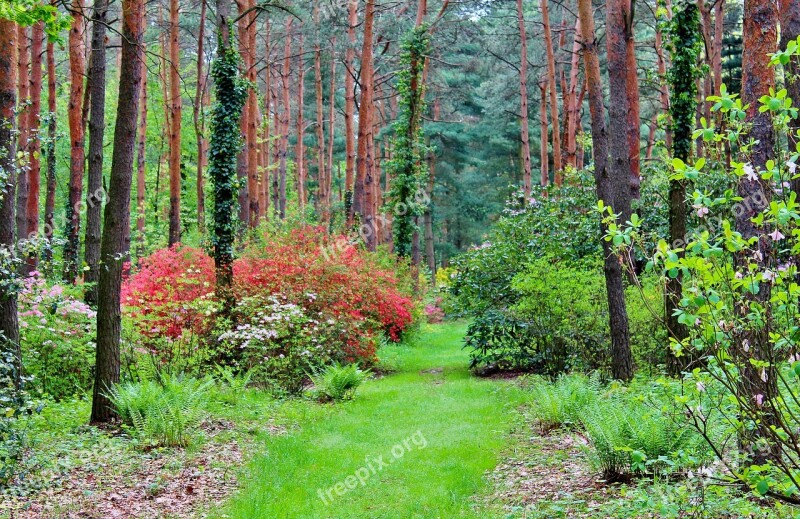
xmin=218 ymin=322 xmax=527 ymax=519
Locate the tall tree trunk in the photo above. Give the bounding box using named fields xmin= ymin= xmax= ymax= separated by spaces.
xmin=16 ymin=26 xmax=29 ymax=250
xmin=247 ymin=0 xmax=259 ymax=227
xmin=194 ymin=0 xmax=207 ymax=232
xmin=655 ymin=1 xmax=673 ymax=151
xmin=517 ymin=0 xmax=532 ymax=196
xmin=424 ymin=98 xmax=440 ymax=275
xmin=0 ymin=17 xmax=20 ymax=387
xmin=327 ymin=39 xmax=336 ymax=211
xmin=168 ymin=0 xmax=182 ymax=245
xmin=344 ymin=0 xmax=358 ymax=224
xmin=355 ymin=0 xmax=376 ymax=250
xmin=580 ymin=0 xmax=634 ymax=382
xmin=314 ymin=3 xmax=327 ymax=222
xmin=91 ymin=0 xmax=145 ymax=423
xmin=24 ymin=21 xmax=43 ymax=274
xmin=136 ymin=65 xmax=148 ymax=257
xmin=541 ymin=0 xmax=562 ymax=183
xmin=625 ymin=2 xmax=641 ymax=198
xmin=278 ymin=17 xmax=292 ymax=219
xmin=64 ymin=0 xmax=87 ymax=284
xmin=736 ymin=0 xmax=778 ymax=463
xmin=296 ymin=29 xmax=306 ymax=213
xmin=84 ymin=0 xmax=109 ymax=307
xmin=565 ymin=16 xmax=582 ymax=169
xmin=235 ymin=2 xmax=250 ymax=228
xmin=261 ymin=20 xmax=271 ymax=221
xmin=43 ymin=31 xmax=56 ymax=264
xmin=539 ymin=78 xmax=549 ymax=186
xmin=713 ymin=0 xmax=724 ymax=97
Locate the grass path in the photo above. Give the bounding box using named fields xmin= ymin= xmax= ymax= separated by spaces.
xmin=218 ymin=322 xmax=527 ymax=519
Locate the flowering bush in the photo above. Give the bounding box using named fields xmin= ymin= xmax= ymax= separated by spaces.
xmin=218 ymin=296 xmax=374 ymax=393
xmin=121 ymin=227 xmax=415 ymax=390
xmin=19 ymin=273 xmax=96 ymax=399
xmin=122 ymin=245 xmax=216 ymax=341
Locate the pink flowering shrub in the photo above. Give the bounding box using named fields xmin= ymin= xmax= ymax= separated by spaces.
xmin=19 ymin=273 xmax=96 ymax=399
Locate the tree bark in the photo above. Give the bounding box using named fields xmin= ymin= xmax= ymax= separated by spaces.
xmin=539 ymin=78 xmax=549 ymax=186
xmin=355 ymin=0 xmax=377 ymax=250
xmin=84 ymin=0 xmax=109 ymax=307
xmin=278 ymin=16 xmax=292 ymax=219
xmin=168 ymin=0 xmax=182 ymax=245
xmin=344 ymin=0 xmax=358 ymax=224
xmin=194 ymin=0 xmax=208 ymax=232
xmin=517 ymin=0 xmax=532 ymax=196
xmin=327 ymin=39 xmax=336 ymax=211
xmin=136 ymin=65 xmax=148 ymax=257
xmin=64 ymin=0 xmax=87 ymax=284
xmin=91 ymin=0 xmax=145 ymax=423
xmin=24 ymin=22 xmax=43 ymax=274
xmin=296 ymin=28 xmax=306 ymax=213
xmin=580 ymin=0 xmax=633 ymax=382
xmin=314 ymin=3 xmax=327 ymax=223
xmin=246 ymin=0 xmax=259 ymax=227
xmin=0 ymin=17 xmax=20 ymax=387
xmin=16 ymin=25 xmax=29 ymax=250
xmin=624 ymin=1 xmax=640 ymax=197
xmin=736 ymin=0 xmax=778 ymax=463
xmin=43 ymin=31 xmax=56 ymax=264
xmin=541 ymin=0 xmax=562 ymax=183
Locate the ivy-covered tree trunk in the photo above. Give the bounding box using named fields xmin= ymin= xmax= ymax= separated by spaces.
xmin=0 ymin=16 xmax=20 ymax=388
xmin=84 ymin=0 xmax=108 ymax=307
xmin=579 ymin=0 xmax=633 ymax=382
xmin=91 ymin=0 xmax=145 ymax=423
xmin=782 ymin=0 xmax=800 ymax=170
xmin=210 ymin=0 xmax=246 ymax=302
xmin=665 ymin=2 xmax=701 ymax=376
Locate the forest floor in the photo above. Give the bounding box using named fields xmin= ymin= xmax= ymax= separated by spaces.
xmin=2 ymin=322 xmax=790 ymax=518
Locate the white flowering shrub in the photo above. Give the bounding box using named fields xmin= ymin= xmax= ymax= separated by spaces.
xmin=218 ymin=296 xmax=368 ymax=394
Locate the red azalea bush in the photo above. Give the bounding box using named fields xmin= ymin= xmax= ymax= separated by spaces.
xmin=122 ymin=227 xmax=416 ymax=384
xmin=121 ymin=245 xmax=216 ymax=339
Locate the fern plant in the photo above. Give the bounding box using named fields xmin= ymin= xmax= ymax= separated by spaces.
xmin=309 ymin=363 xmax=370 ymax=402
xmin=108 ymin=373 xmax=214 ymax=447
xmin=527 ymin=373 xmax=602 ymax=430
xmin=214 ymin=364 xmax=255 ymax=404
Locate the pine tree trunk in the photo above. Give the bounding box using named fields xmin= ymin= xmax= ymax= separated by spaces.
xmin=91 ymin=0 xmax=145 ymax=423
xmin=314 ymin=4 xmax=327 ymax=223
xmin=168 ymin=0 xmax=182 ymax=245
xmin=84 ymin=0 xmax=109 ymax=307
xmin=16 ymin=26 xmax=30 ymax=250
xmin=344 ymin=0 xmax=358 ymax=224
xmin=278 ymin=17 xmax=292 ymax=219
xmin=541 ymin=0 xmax=562 ymax=183
xmin=24 ymin=22 xmax=44 ymax=274
xmin=327 ymin=40 xmax=336 ymax=210
xmin=296 ymin=29 xmax=306 ymax=213
xmin=43 ymin=33 xmax=57 ymax=263
xmin=655 ymin=1 xmax=672 ymax=151
xmin=517 ymin=0 xmax=532 ymax=196
xmin=355 ymin=0 xmax=377 ymax=250
xmin=65 ymin=0 xmax=87 ymax=284
xmin=539 ymin=78 xmax=549 ymax=186
xmin=0 ymin=17 xmax=20 ymax=387
xmin=580 ymin=0 xmax=633 ymax=382
xmin=565 ymin=16 xmax=582 ymax=169
xmin=737 ymin=0 xmax=778 ymax=463
xmin=195 ymin=0 xmax=207 ymax=232
xmin=246 ymin=0 xmax=259 ymax=227
xmin=136 ymin=65 xmax=148 ymax=257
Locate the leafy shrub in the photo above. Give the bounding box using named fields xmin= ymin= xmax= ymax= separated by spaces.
xmin=463 ymin=257 xmax=664 ymax=376
xmin=19 ymin=273 xmax=96 ymax=399
xmin=309 ymin=363 xmax=370 ymax=402
xmin=108 ymin=373 xmax=213 ymax=447
xmin=526 ymin=373 xmax=601 ymax=430
xmin=0 ymin=350 xmax=41 ymax=487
